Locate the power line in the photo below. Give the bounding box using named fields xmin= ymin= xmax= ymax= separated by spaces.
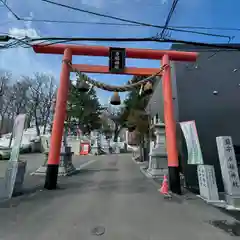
xmin=160 ymin=0 xmax=179 ymax=38
xmin=1 ymin=33 xmax=234 ymax=51
xmin=0 ymin=0 xmax=238 ymax=35
xmin=44 ymin=37 xmax=240 ymax=51
xmin=0 ymin=18 xmax=145 ymax=27
xmin=1 ymin=33 xmax=240 ymax=55
xmin=40 ymin=0 xmax=232 ymax=40
xmin=1 ymin=16 xmax=240 ymax=33
xmin=0 ymin=17 xmax=234 ymax=40
xmin=0 ymin=0 xmax=20 ymax=19
xmin=0 ymin=0 xmax=233 ymax=40
xmin=40 ymin=0 xmax=162 ymax=27
xmin=1 ymin=35 xmax=240 ymax=51
xmin=172 ymin=26 xmax=240 ymax=32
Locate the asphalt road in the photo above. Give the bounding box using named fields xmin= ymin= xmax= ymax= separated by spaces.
xmin=0 ymin=154 xmax=237 ymax=240
xmin=0 ymin=153 xmax=92 ymax=178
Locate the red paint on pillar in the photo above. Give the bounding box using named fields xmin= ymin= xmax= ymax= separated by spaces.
xmin=47 ymin=48 xmax=72 ymax=165
xmin=162 ymin=54 xmax=179 ymax=167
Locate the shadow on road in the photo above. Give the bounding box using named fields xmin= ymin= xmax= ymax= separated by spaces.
xmin=1 ymin=180 xmax=153 ymax=211
xmin=57 ymin=176 xmax=153 ymax=196
xmin=0 ymin=165 xmax=153 ymax=210
xmin=76 ymin=168 xmax=119 ymax=174
xmin=218 ymin=207 xmax=240 ymax=222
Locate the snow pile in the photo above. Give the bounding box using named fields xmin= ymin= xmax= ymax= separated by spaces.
xmin=0 ymin=126 xmax=51 ymax=148
xmin=0 ymin=126 xmax=126 ymax=150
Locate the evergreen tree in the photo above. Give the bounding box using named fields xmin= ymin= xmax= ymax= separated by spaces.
xmin=122 ymin=75 xmax=156 ymax=161
xmin=67 ymin=74 xmax=102 ymax=135
xmin=122 ymin=75 xmax=159 ymax=144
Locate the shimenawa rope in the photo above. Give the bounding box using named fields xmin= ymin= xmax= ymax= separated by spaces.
xmin=63 ymin=60 xmax=168 ymax=92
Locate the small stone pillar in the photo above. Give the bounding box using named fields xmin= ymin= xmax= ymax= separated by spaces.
xmin=91 ymin=138 xmax=99 ymax=155
xmin=115 ymin=144 xmax=120 ymax=154
xmin=114 ymin=137 xmax=121 ymax=154
xmin=69 ymin=139 xmax=80 ymax=155
xmin=3 ymin=160 xmax=27 ymax=198
xmin=147 ymin=122 xmax=168 ymax=177
xmin=107 ymin=138 xmax=111 ymax=154
xmin=32 ymin=145 xmax=77 ymax=176
xmin=58 ymin=146 xmax=76 ymax=176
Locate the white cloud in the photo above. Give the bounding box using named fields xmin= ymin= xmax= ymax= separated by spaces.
xmin=6 ymin=10 xmax=36 ymax=35
xmin=0 ymin=26 xmax=57 ymax=79
xmin=9 ymin=27 xmax=40 ymax=38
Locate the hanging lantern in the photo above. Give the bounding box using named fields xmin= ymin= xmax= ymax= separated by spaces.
xmin=110 ymin=92 xmax=121 ymax=105
xmin=143 ymin=81 xmax=153 ymax=96
xmin=76 ymin=80 xmax=90 ymax=92
xmin=138 ymin=84 xmax=143 ymax=96
xmin=52 ymin=98 xmax=56 ymax=109
xmin=128 ymin=125 xmax=136 ymax=132
xmin=64 ymin=115 xmax=68 ymax=126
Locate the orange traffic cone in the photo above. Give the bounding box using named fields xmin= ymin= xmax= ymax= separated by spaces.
xmin=159 ymin=175 xmax=171 ymax=197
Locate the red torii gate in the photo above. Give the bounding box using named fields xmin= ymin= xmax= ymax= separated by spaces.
xmin=33 ymin=44 xmax=198 ymax=194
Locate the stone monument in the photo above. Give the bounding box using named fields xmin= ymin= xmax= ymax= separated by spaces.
xmin=216 ymin=136 xmax=240 ymax=209
xmin=197 ymin=164 xmax=221 ymax=204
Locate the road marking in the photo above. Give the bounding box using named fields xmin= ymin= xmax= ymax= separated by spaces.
xmin=76 ymin=159 xmax=98 ymax=170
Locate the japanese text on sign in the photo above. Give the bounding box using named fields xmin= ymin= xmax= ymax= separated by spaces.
xmin=179 ymin=121 xmax=203 ymax=165
xmin=223 ymin=137 xmax=240 ymax=188
xmin=198 ymin=167 xmax=207 ymax=188
xmin=224 ymin=138 xmax=232 ymax=152
xmin=216 ymin=136 xmax=240 ymax=195
xmin=197 ymin=165 xmax=219 ymax=201
xmin=109 ymin=47 xmax=126 ymax=73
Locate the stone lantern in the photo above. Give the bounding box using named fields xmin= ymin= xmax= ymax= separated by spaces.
xmin=147 ymin=116 xmax=168 ymax=177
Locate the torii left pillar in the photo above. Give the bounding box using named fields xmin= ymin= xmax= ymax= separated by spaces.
xmin=44 ymin=48 xmax=72 ymax=189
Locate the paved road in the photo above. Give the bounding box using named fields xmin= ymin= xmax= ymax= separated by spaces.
xmin=0 ymin=153 xmax=92 ymax=178
xmin=0 ymin=154 xmax=237 ymax=240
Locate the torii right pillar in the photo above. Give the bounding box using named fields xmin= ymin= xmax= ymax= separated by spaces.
xmin=162 ymin=54 xmax=181 ymax=194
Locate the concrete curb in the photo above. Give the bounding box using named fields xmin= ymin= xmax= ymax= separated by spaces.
xmin=131 ymin=156 xmax=148 ymax=165
xmin=139 ymin=166 xmax=157 ymax=179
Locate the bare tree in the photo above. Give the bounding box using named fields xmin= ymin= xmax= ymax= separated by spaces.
xmin=0 ymin=71 xmax=12 ymax=135
xmin=0 ymin=70 xmax=57 ymax=147
xmin=7 ymin=79 xmax=32 ymax=147
xmin=0 ymin=70 xmax=10 ymax=99
xmin=103 ymin=105 xmax=127 ymax=142
xmin=0 ymin=86 xmax=15 ymax=134
xmin=39 ymin=76 xmax=56 ymax=134
xmin=28 ymin=73 xmax=57 ymax=136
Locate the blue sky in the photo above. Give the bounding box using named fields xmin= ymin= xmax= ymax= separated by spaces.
xmin=0 ymin=0 xmax=240 ymax=104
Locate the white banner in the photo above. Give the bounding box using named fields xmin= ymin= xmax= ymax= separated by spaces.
xmin=180 ymin=120 xmax=203 ymax=165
